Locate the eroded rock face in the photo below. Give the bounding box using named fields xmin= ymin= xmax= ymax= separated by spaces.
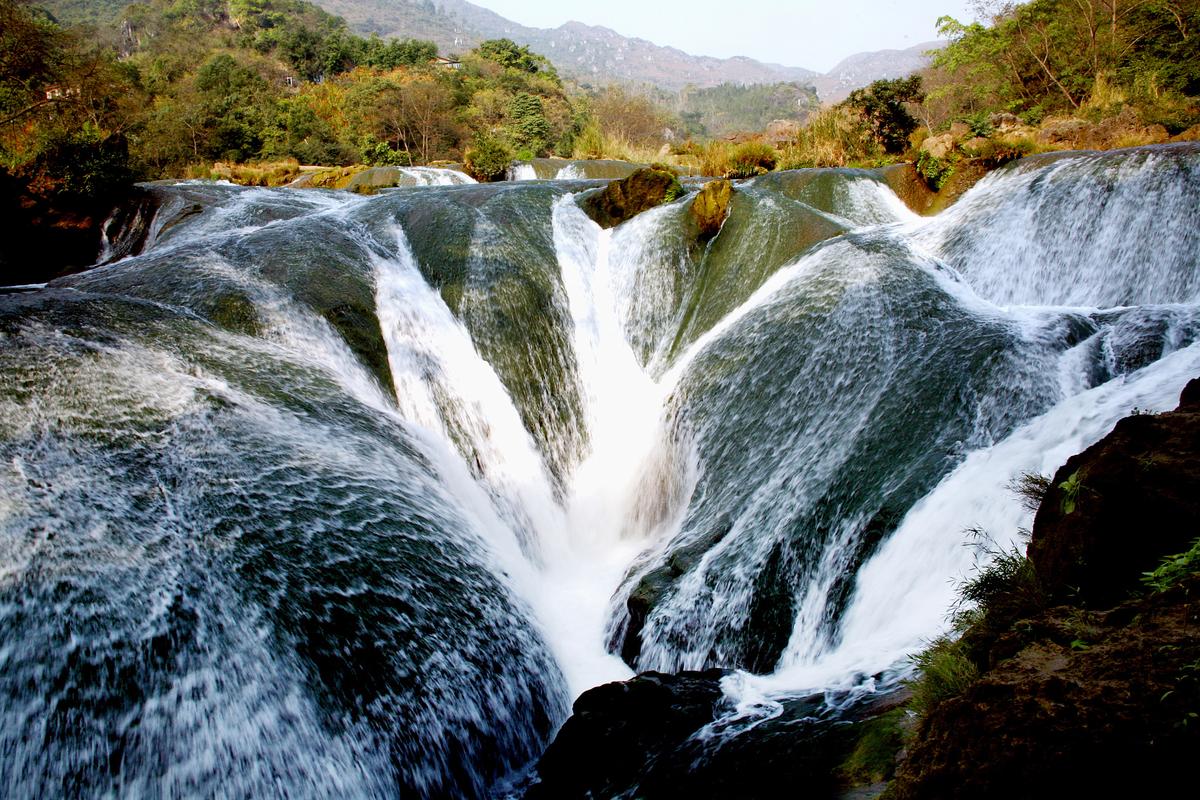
xmin=690 ymin=179 xmax=733 ymax=239
xmin=1029 ymin=377 xmax=1200 ymax=607
xmin=888 ymin=573 xmax=1200 ymax=800
xmin=920 ymin=132 xmax=956 ymax=159
xmin=526 ymin=671 xmax=906 ymax=799
xmin=0 ymin=174 xmax=157 ymax=285
xmin=888 ymin=378 xmax=1200 ymax=800
xmin=579 ymin=166 xmax=683 ymax=229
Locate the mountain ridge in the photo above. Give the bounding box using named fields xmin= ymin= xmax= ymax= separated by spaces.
xmin=312 ymin=0 xmax=933 ymax=96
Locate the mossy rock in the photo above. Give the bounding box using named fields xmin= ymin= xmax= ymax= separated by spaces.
xmin=690 ymin=179 xmax=733 ymax=240
xmin=304 ymin=166 xmax=368 ymax=191
xmin=206 ymin=290 xmax=262 ymax=337
xmin=580 ymin=166 xmax=684 ymax=229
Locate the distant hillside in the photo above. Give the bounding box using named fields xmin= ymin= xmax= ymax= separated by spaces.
xmin=811 ymin=41 xmax=944 ymax=103
xmin=679 ymin=83 xmax=820 ymax=137
xmin=41 ymin=0 xmax=940 ymax=100
xmin=311 ymin=0 xmax=818 ymax=90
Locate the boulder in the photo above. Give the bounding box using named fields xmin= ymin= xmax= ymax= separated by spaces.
xmin=989 ymin=112 xmax=1023 ymax=130
xmin=960 ymin=136 xmax=991 ymax=155
xmin=579 ymin=166 xmax=684 ymax=229
xmin=949 ymin=121 xmax=971 ymax=139
xmin=526 ymin=671 xmax=908 ymax=799
xmin=527 ymin=670 xmax=728 ymax=799
xmin=1028 ymin=377 xmax=1200 ymax=606
xmin=1036 ymin=117 xmax=1092 ymax=148
xmin=1172 ymin=123 xmax=1200 ymax=142
xmin=690 ymin=179 xmax=733 ymax=239
xmin=920 ymin=132 xmax=956 ymax=159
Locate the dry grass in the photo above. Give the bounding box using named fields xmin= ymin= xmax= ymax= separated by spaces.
xmin=1082 ymin=72 xmax=1128 ymax=117
xmin=777 ymin=107 xmax=878 ymax=169
xmin=191 ymin=159 xmax=305 ymax=186
xmin=572 ymin=123 xmax=669 ymax=165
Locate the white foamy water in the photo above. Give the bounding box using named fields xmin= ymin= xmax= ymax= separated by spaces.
xmin=4 ymin=144 xmax=1198 ymax=795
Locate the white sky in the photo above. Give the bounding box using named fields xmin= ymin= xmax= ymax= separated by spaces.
xmin=477 ymin=0 xmax=977 ymax=73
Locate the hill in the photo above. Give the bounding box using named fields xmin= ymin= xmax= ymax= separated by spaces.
xmin=312 ymin=0 xmax=819 ymax=90
xmin=38 ymin=0 xmax=939 ymax=98
xmin=812 ymin=41 xmax=943 ymax=103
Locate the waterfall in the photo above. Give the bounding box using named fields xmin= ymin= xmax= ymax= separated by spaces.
xmin=1 ymin=142 xmax=1197 ymax=797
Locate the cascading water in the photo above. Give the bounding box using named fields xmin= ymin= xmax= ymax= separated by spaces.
xmin=2 ymin=143 xmax=1197 ymax=797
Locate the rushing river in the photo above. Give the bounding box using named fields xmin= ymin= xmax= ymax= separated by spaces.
xmin=2 ymin=144 xmax=1198 ymax=797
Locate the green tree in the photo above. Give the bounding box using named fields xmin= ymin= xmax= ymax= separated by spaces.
xmin=508 ymin=92 xmax=550 ymax=157
xmin=844 ymin=76 xmax=924 ymax=154
xmin=477 ymin=38 xmax=556 ymax=78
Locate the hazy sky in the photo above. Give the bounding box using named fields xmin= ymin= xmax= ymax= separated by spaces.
xmin=477 ymin=0 xmax=977 ymax=73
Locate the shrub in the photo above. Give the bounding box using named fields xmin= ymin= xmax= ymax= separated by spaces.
xmin=1010 ymin=471 xmax=1052 ymax=514
xmin=725 ymin=141 xmax=777 ymax=178
xmin=463 ymin=133 xmax=513 ymax=182
xmin=1020 ymin=105 xmax=1047 ymax=126
xmin=840 ymin=709 xmax=909 ymax=784
xmin=962 ymin=110 xmax=995 ymax=138
xmin=955 ymin=544 xmax=1046 ymax=628
xmin=908 ymin=636 xmax=979 ymax=720
xmin=916 ymin=149 xmax=954 ymax=190
xmin=29 ymin=125 xmax=133 ymax=199
xmin=1142 ymin=538 xmax=1200 ymax=592
xmin=777 ymin=107 xmax=877 ymax=169
xmin=844 ymin=75 xmax=925 ymax=154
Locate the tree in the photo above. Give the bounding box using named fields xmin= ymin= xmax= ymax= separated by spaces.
xmin=844 ymin=76 xmax=925 ymax=154
xmin=507 ymin=92 xmax=550 ymax=157
xmin=477 ymin=38 xmax=556 ymax=79
xmin=375 ymin=76 xmax=456 ymax=164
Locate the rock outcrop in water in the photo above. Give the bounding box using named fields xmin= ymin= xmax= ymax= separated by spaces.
xmin=0 ymin=173 xmax=156 ymax=285
xmin=526 ymin=670 xmax=907 ymax=799
xmin=1028 ymin=380 xmax=1200 ymax=607
xmin=579 ymin=166 xmax=684 ymax=229
xmin=690 ymin=179 xmax=733 ymax=239
xmin=887 ymin=379 xmax=1200 ymax=799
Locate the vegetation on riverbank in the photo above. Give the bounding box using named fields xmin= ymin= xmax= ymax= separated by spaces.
xmin=833 ymin=380 xmax=1200 ymax=799
xmin=3 ymin=0 xmax=1199 ymax=279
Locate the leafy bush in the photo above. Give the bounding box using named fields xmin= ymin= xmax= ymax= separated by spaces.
xmin=1142 ymin=538 xmax=1200 ymax=592
xmin=916 ymin=149 xmax=953 ymax=190
xmin=963 ymin=110 xmax=995 ymax=137
xmin=30 ymin=125 xmax=132 ymax=198
xmin=844 ymin=76 xmax=924 ymax=154
xmin=508 ymin=92 xmax=551 ymax=156
xmin=463 ymin=133 xmax=513 ymax=182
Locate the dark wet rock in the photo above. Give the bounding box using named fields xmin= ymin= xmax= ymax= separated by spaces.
xmin=579 ymin=167 xmax=684 ymax=229
xmin=690 ymin=179 xmax=733 ymax=239
xmin=889 ymin=378 xmax=1200 ymax=800
xmin=888 ymin=573 xmax=1200 ymax=800
xmin=527 ymin=670 xmax=728 ymax=799
xmin=0 ymin=173 xmax=158 ymax=284
xmin=1029 ymin=377 xmax=1200 ymax=606
xmin=616 ymin=515 xmax=734 ymax=666
xmin=344 ymin=166 xmax=410 ymax=194
xmin=526 ymin=671 xmax=909 ymax=800
xmin=206 ymin=290 xmax=263 ymax=337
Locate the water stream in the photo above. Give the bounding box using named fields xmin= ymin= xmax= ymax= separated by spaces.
xmin=2 ymin=144 xmax=1198 ymax=796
